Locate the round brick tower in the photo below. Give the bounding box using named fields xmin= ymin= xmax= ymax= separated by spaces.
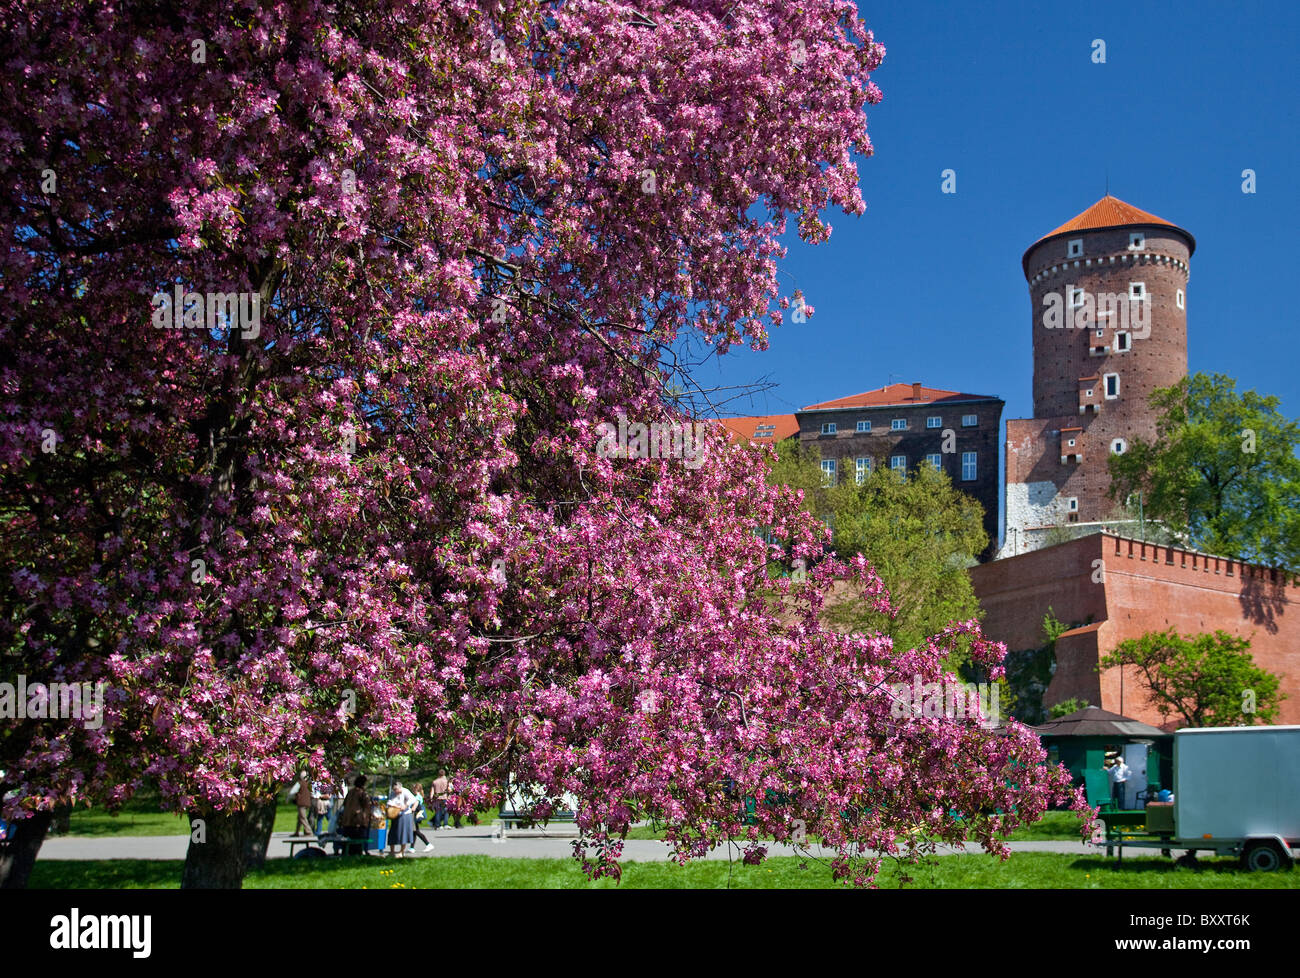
xmin=1018 ymin=195 xmax=1193 ymax=523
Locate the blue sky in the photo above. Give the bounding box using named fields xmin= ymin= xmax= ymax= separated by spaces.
xmin=700 ymin=0 xmax=1299 ymax=438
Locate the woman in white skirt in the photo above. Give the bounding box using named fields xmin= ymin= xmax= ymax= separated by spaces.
xmin=386 ymin=780 xmax=418 ymax=858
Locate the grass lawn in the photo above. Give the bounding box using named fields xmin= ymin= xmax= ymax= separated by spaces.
xmin=27 ymin=852 xmax=1299 ymax=889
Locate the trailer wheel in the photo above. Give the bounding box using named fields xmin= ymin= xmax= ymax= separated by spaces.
xmin=1241 ymin=841 xmax=1287 ymax=872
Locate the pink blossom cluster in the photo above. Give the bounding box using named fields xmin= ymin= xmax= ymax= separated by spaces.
xmin=0 ymin=0 xmax=1087 ymax=883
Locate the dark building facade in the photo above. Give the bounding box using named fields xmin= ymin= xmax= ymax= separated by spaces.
xmin=793 ymin=382 xmax=1004 ymax=559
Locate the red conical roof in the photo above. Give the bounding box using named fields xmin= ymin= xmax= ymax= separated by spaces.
xmin=1024 ymin=195 xmax=1194 ymax=273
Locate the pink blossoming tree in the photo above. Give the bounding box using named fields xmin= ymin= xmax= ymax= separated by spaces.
xmin=0 ymin=0 xmax=1088 ymax=888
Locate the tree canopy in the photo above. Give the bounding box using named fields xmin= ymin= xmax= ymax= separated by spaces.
xmin=0 ymin=0 xmax=1085 ymax=888
xmin=1097 ymin=629 xmax=1284 ymax=727
xmin=1108 ymin=372 xmax=1300 ymax=570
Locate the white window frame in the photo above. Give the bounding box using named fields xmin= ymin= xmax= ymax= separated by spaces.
xmin=855 ymin=457 xmax=870 ymax=484
xmin=1129 ymin=281 xmax=1146 ymax=302
xmin=1067 ymin=238 xmax=1083 ymax=258
xmin=961 ymin=414 xmax=977 ymax=427
xmin=1111 ymin=438 xmax=1127 ymax=455
xmin=890 ymin=454 xmax=907 ymax=472
xmin=1104 ymin=372 xmax=1120 ymax=399
xmin=1085 ymin=388 xmax=1094 ymax=398
xmin=1069 ymin=287 xmax=1085 ymax=308
xmin=820 ymin=458 xmax=837 ymax=486
xmin=1066 ymin=437 xmax=1077 ymax=448
xmin=821 ymin=422 xmax=837 ymax=435
xmin=1067 ymin=497 xmax=1079 ymax=512
xmin=1176 ymin=288 xmax=1184 ymax=310
xmin=926 ymin=416 xmax=941 ymax=429
xmin=961 ymin=451 xmax=976 ymax=481
xmin=891 ymin=418 xmax=907 ymax=431
xmin=856 ymin=420 xmax=871 ymax=433
xmin=1129 ymin=232 xmax=1145 ymax=250
xmin=925 ymin=453 xmax=943 ymax=469
xmin=1114 ymin=331 xmax=1130 ymax=352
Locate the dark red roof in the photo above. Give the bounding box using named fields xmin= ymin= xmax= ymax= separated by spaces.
xmin=802 ymin=382 xmax=997 ymax=411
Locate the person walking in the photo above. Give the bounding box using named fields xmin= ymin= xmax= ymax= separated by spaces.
xmin=339 ymin=775 xmax=372 ymax=855
xmin=386 ymin=779 xmax=417 ymax=858
xmin=430 ymin=769 xmax=450 ymax=830
xmin=311 ymin=778 xmax=330 ymax=836
xmin=409 ymin=781 xmax=434 ymax=852
xmin=1108 ymin=756 xmax=1131 ymax=811
xmin=290 ymin=772 xmax=314 ymax=837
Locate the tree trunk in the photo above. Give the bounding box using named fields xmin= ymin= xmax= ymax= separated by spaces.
xmin=181 ymin=799 xmax=275 ymax=889
xmin=242 ymin=797 xmax=278 ymax=872
xmin=0 ymin=810 xmax=53 ymax=889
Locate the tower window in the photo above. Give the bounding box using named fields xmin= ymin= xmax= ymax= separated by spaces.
xmin=1176 ymin=288 xmax=1185 ymax=309
xmin=1085 ymin=389 xmax=1093 ymax=397
xmin=1067 ymin=238 xmax=1083 ymax=258
xmin=1070 ymin=287 xmax=1085 ymax=308
xmin=1129 ymin=232 xmax=1145 ymax=250
xmin=1111 ymin=438 xmax=1127 ymax=454
xmin=1067 ymin=437 xmax=1076 ymax=448
xmin=1067 ymin=497 xmax=1079 ymax=512
xmin=1104 ymin=373 xmax=1120 ymax=399
xmin=1129 ymin=282 xmax=1146 ymax=301
xmin=1115 ymin=331 xmax=1130 ymax=352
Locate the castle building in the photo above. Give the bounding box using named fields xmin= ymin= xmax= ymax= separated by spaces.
xmin=1002 ymin=196 xmax=1194 ymax=556
xmin=722 ymin=381 xmax=1004 ymax=559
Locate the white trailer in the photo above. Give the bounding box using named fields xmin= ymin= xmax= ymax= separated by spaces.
xmin=1096 ymin=725 xmax=1300 ymax=871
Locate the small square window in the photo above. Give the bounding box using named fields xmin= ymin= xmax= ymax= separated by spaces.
xmin=1111 ymin=438 xmax=1127 ymax=454
xmin=1067 ymin=239 xmax=1083 ymax=258
xmin=926 ymin=416 xmax=941 ymax=429
xmin=1176 ymin=289 xmax=1184 ymax=310
xmin=1129 ymin=282 xmax=1146 ymax=301
xmin=1085 ymin=389 xmax=1093 ymax=397
xmin=961 ymin=414 xmax=977 ymax=427
xmin=1070 ymin=288 xmax=1085 ymax=308
xmin=1095 ymin=328 xmax=1105 ymax=337
xmin=1129 ymin=232 xmax=1145 ymax=250
xmin=1067 ymin=438 xmax=1076 ymax=448
xmin=821 ymin=422 xmax=837 ymax=435
xmin=891 ymin=419 xmax=907 ymax=431
xmin=856 ymin=420 xmax=871 ymax=433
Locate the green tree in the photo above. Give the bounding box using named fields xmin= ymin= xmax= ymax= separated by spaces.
xmin=1048 ymin=697 xmax=1090 ymax=719
xmin=1097 ymin=629 xmax=1284 ymax=727
xmin=1108 ymin=373 xmax=1300 ymax=569
xmin=766 ymin=446 xmax=987 ymax=666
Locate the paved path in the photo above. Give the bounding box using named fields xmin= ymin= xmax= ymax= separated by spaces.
xmin=37 ymin=827 xmax=1102 ymax=862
